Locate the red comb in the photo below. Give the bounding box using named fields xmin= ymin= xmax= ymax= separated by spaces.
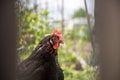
xmin=53 ymin=30 xmax=63 ymax=40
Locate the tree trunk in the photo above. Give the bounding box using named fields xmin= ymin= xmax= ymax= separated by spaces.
xmin=84 ymin=0 xmax=96 ymax=66
xmin=61 ymin=0 xmax=64 ymax=33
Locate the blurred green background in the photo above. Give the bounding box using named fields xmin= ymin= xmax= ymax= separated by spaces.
xmin=17 ymin=0 xmax=98 ymax=80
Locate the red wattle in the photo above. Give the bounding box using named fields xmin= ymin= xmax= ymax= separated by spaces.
xmin=53 ymin=43 xmax=60 ymax=49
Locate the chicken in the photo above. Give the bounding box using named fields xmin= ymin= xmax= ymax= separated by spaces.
xmin=16 ymin=30 xmax=64 ymax=80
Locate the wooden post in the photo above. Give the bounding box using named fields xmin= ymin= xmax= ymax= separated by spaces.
xmin=95 ymin=0 xmax=120 ymax=80
xmin=0 ymin=0 xmax=17 ymax=80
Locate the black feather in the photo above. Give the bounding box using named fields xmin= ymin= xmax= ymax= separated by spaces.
xmin=16 ymin=35 xmax=64 ymax=80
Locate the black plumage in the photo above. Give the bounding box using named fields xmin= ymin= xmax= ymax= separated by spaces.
xmin=16 ymin=34 xmax=64 ymax=80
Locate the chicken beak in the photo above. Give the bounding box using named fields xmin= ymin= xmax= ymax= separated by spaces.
xmin=59 ymin=40 xmax=64 ymax=44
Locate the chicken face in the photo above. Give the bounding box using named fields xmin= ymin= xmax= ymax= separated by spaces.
xmin=49 ymin=30 xmax=63 ymax=49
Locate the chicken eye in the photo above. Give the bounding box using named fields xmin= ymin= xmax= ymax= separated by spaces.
xmin=52 ymin=36 xmax=59 ymax=42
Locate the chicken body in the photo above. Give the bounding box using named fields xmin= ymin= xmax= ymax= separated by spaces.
xmin=16 ymin=35 xmax=64 ymax=80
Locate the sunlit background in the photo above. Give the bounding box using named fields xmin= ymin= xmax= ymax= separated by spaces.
xmin=17 ymin=0 xmax=98 ymax=80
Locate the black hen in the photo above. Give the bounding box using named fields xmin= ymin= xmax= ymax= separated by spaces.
xmin=16 ymin=30 xmax=64 ymax=80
